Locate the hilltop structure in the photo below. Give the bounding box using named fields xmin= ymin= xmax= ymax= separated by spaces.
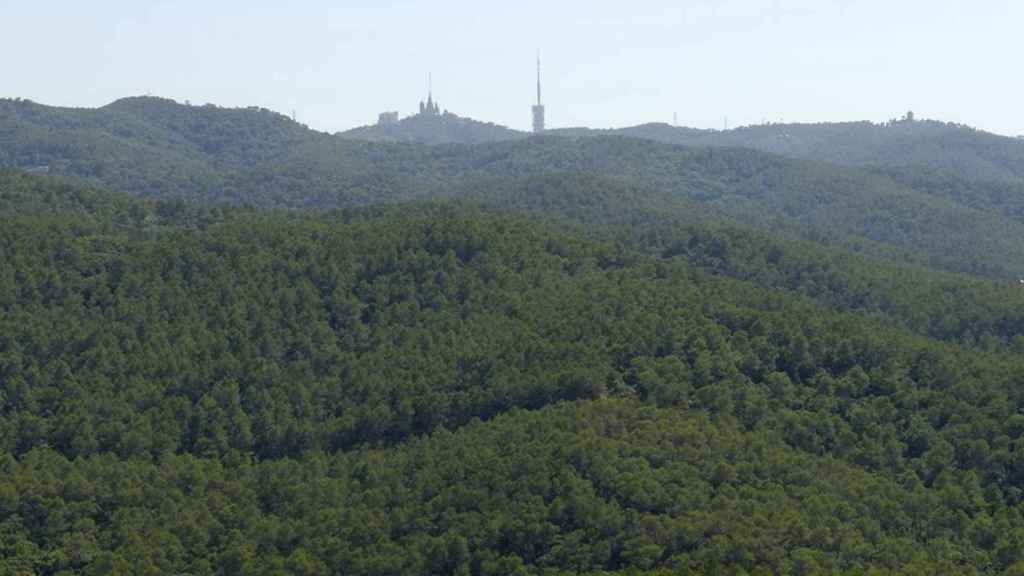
xmin=368 ymin=58 xmax=548 ymax=134
xmin=532 ymin=55 xmax=545 ymax=133
xmin=419 ymin=74 xmax=441 ymax=116
xmin=356 ymin=62 xmax=549 ymax=143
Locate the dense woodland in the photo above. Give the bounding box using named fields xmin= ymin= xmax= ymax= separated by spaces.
xmin=6 ymin=98 xmax=1024 ymax=279
xmin=5 ymin=99 xmax=1024 ymax=574
xmin=556 ymin=118 xmax=1024 ymax=185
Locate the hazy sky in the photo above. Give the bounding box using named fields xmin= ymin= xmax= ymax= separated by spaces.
xmin=4 ymin=1 xmax=1022 ymax=135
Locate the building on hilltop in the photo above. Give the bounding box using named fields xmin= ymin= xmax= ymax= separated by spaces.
xmin=532 ymin=55 xmax=545 ymax=133
xmin=374 ymin=74 xmax=440 ymax=124
xmin=419 ymin=96 xmax=440 ymax=116
xmin=419 ymin=73 xmax=441 ymax=116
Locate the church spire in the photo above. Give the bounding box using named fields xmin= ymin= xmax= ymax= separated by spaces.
xmin=421 ymin=72 xmax=439 ymax=116
xmin=427 ymin=73 xmax=433 ymax=110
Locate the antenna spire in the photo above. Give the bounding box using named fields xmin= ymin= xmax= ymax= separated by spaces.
xmin=531 ymin=51 xmax=546 ymax=133
xmin=536 ymin=52 xmax=542 ymax=106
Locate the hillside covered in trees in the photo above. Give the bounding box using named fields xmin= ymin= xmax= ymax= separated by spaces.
xmin=6 ymin=96 xmax=1024 ymax=574
xmin=5 ymin=170 xmax=1024 ymax=574
xmin=556 ymin=117 xmax=1024 ymax=185
xmin=5 ymin=98 xmax=1024 ymax=281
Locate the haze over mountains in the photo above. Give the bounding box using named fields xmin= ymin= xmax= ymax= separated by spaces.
xmin=9 ymin=95 xmax=1024 ymax=185
xmin=7 ymin=94 xmax=1024 ymax=574
xmin=6 ymin=96 xmax=1024 ymax=278
xmin=337 ymin=100 xmax=1024 ymax=183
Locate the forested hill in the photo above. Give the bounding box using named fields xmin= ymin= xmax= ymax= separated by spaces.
xmin=554 ymin=118 xmax=1024 ymax=184
xmin=0 ymin=96 xmax=327 ymax=198
xmin=8 ymin=96 xmax=1024 ymax=575
xmin=442 ymin=171 xmax=1024 ymax=350
xmin=337 ymin=107 xmax=1024 ymax=185
xmin=6 ymin=97 xmax=1024 ymax=281
xmin=7 ymin=173 xmax=1024 ymax=574
xmin=11 ymin=97 xmax=1024 ymax=186
xmin=375 ymin=136 xmax=1024 ymax=280
xmin=0 ymin=96 xmax=316 ymax=166
xmin=340 ymin=111 xmax=525 ymax=144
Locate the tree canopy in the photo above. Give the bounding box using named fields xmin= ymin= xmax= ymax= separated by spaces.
xmin=6 ymin=97 xmax=1024 ymax=574
xmin=4 ymin=172 xmax=1024 ymax=573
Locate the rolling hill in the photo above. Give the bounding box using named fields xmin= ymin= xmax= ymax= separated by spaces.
xmin=5 ymin=172 xmax=1024 ymax=573
xmin=6 ymin=97 xmax=1024 ymax=282
xmin=556 ymin=117 xmax=1024 ymax=185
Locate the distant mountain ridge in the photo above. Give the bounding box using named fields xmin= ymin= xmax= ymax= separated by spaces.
xmin=1 ymin=96 xmax=312 ymax=163
xmin=341 ymin=106 xmax=1024 ymax=185
xmin=8 ymin=96 xmax=1024 ymax=182
xmin=0 ymin=95 xmax=343 ymax=200
xmin=595 ymin=119 xmax=1024 ymax=184
xmin=6 ymin=96 xmax=1024 ymax=280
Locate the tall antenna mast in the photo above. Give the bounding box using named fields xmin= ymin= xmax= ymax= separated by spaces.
xmin=532 ymin=51 xmax=546 ymax=133
xmin=536 ymin=52 xmax=542 ymax=106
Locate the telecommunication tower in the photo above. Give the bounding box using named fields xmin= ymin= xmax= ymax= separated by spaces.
xmin=532 ymin=54 xmax=545 ymax=133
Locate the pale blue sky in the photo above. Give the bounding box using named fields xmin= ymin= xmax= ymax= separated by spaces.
xmin=3 ymin=1 xmax=1021 ymax=135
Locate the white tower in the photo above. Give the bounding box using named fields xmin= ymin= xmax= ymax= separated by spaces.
xmin=532 ymin=54 xmax=545 ymax=133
